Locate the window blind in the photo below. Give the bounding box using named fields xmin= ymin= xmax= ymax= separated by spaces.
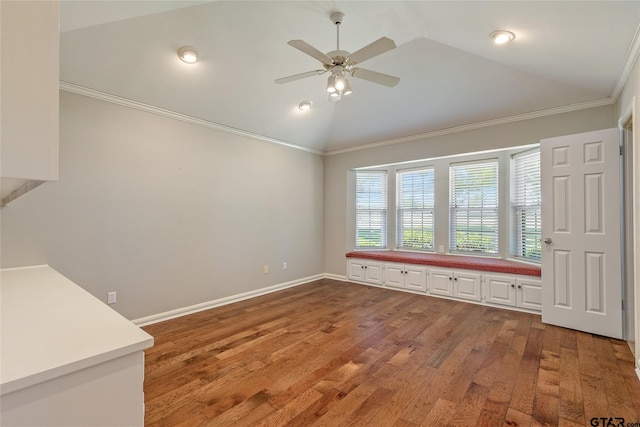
xmin=512 ymin=150 xmax=541 ymax=261
xmin=355 ymin=171 xmax=387 ymax=249
xmin=450 ymin=160 xmax=499 ymax=254
xmin=397 ymin=168 xmax=434 ymax=250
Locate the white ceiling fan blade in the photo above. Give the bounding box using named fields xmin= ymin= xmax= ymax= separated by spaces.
xmin=348 ymin=37 xmax=396 ymax=65
xmin=352 ymin=68 xmax=400 ymax=87
xmin=275 ymin=69 xmax=326 ymax=84
xmin=288 ymin=40 xmax=334 ymax=65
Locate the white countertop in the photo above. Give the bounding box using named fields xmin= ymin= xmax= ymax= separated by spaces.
xmin=1 ymin=265 xmax=154 ymax=395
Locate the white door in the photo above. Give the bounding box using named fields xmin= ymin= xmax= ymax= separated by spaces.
xmin=541 ymin=128 xmax=622 ymax=338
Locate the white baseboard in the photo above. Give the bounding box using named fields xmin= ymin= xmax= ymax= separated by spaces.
xmin=133 ymin=274 xmax=324 ymax=326
xmin=636 ymin=365 xmax=640 ymax=381
xmin=324 ymin=273 xmax=348 ymax=282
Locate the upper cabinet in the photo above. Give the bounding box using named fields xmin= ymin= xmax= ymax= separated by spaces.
xmin=1 ymin=1 xmax=59 ymax=205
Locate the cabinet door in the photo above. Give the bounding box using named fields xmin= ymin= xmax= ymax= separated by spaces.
xmin=404 ymin=265 xmax=427 ymax=291
xmin=384 ymin=263 xmax=405 ymax=289
xmin=428 ymin=268 xmax=453 ymax=296
xmin=453 ymin=271 xmax=482 ymax=302
xmin=364 ymin=262 xmax=384 ymax=285
xmin=516 ymin=277 xmax=542 ymax=311
xmin=347 ymin=259 xmax=365 ymax=282
xmin=485 ymin=274 xmax=516 ymax=306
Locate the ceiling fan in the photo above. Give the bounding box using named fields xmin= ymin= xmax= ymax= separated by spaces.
xmin=275 ymin=12 xmax=400 ymax=98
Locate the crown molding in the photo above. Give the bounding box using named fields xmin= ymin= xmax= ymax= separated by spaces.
xmin=59 ymin=82 xmax=324 ymax=156
xmin=610 ymin=21 xmax=640 ymax=101
xmin=324 ymin=97 xmax=615 ymax=156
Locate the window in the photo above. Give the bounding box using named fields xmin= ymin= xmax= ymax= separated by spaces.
xmin=512 ymin=149 xmax=541 ymax=261
xmin=355 ymin=171 xmax=387 ymax=248
xmin=450 ymin=160 xmax=499 ymax=254
xmin=397 ymin=168 xmax=434 ymax=250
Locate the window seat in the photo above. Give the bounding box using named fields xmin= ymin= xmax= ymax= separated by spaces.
xmin=346 ymin=251 xmax=541 ymax=277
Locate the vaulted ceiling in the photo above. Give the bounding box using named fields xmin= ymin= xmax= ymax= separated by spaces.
xmin=59 ymin=1 xmax=640 ymax=154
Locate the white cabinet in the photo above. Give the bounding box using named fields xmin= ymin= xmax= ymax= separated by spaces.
xmin=1 ymin=266 xmax=154 ymax=426
xmin=485 ymin=273 xmax=541 ymax=311
xmin=384 ymin=262 xmax=427 ymax=291
xmin=485 ymin=274 xmax=516 ymax=306
xmin=347 ymin=257 xmax=541 ymax=313
xmin=347 ymin=259 xmax=384 ymax=285
xmin=516 ymin=276 xmax=543 ymax=311
xmin=454 ymin=270 xmax=483 ymax=302
xmin=428 ymin=267 xmax=455 ymax=297
xmin=428 ymin=267 xmax=482 ymax=301
xmin=1 ymin=1 xmax=59 ymax=204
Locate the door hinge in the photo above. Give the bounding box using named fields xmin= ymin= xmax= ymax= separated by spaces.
xmin=620 ymin=145 xmax=624 ymax=156
xmin=622 ymin=300 xmax=624 ymax=310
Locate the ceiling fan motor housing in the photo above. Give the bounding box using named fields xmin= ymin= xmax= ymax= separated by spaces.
xmin=330 ymin=12 xmax=345 ymax=25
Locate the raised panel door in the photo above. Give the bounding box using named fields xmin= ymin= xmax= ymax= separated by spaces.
xmin=485 ymin=274 xmax=516 ymax=307
xmin=428 ymin=268 xmax=453 ymax=297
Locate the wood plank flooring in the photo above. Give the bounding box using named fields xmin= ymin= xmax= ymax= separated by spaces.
xmin=142 ymin=279 xmax=640 ymax=426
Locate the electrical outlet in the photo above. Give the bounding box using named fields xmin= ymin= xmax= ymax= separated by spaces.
xmin=263 ymin=265 xmax=269 ymax=274
xmin=438 ymin=245 xmax=445 ymax=253
xmin=107 ymin=291 xmax=117 ymax=304
xmin=283 ymin=262 xmax=287 ymax=270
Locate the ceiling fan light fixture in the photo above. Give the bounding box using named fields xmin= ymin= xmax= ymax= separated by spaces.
xmin=342 ymin=78 xmax=353 ymax=96
xmin=178 ymin=46 xmax=199 ymax=63
xmin=335 ymin=73 xmax=346 ymax=91
xmin=326 ymin=75 xmax=337 ymax=93
xmin=490 ymin=30 xmax=515 ymax=45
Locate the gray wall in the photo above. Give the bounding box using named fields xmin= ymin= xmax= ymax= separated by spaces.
xmin=324 ymin=104 xmax=617 ymax=276
xmin=0 ymin=91 xmax=325 ymax=320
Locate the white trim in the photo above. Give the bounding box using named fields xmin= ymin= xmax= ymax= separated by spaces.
xmin=132 ymin=274 xmax=323 ymax=326
xmin=324 ymin=273 xmax=348 ymax=282
xmin=636 ymin=366 xmax=640 ymax=381
xmin=326 ymin=98 xmax=614 ymax=156
xmin=59 ymin=82 xmax=324 ymax=156
xmin=611 ymin=22 xmax=640 ymax=101
xmin=61 ymin=81 xmax=617 ymax=159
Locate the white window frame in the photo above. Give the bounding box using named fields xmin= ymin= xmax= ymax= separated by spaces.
xmin=396 ymin=167 xmax=435 ymax=251
xmin=355 ymin=170 xmax=388 ymax=249
xmin=511 ymin=148 xmax=541 ymax=261
xmin=449 ymin=159 xmax=500 ymax=255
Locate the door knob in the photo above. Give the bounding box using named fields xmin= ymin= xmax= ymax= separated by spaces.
xmin=543 ymin=237 xmax=552 ymax=244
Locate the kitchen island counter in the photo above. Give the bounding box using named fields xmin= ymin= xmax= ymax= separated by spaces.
xmin=1 ymin=265 xmax=154 ymax=426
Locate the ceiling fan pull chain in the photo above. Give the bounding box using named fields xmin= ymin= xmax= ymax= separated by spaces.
xmin=336 ymin=20 xmax=340 ymax=51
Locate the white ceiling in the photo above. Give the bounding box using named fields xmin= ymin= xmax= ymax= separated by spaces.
xmin=59 ymin=1 xmax=640 ymax=154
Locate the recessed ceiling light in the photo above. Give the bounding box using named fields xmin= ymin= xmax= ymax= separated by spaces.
xmin=298 ymin=100 xmax=312 ymax=111
xmin=178 ymin=46 xmax=198 ymax=63
xmin=490 ymin=30 xmax=516 ymax=45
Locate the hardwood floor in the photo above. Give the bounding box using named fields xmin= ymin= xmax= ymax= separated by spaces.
xmin=142 ymin=279 xmax=640 ymax=426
